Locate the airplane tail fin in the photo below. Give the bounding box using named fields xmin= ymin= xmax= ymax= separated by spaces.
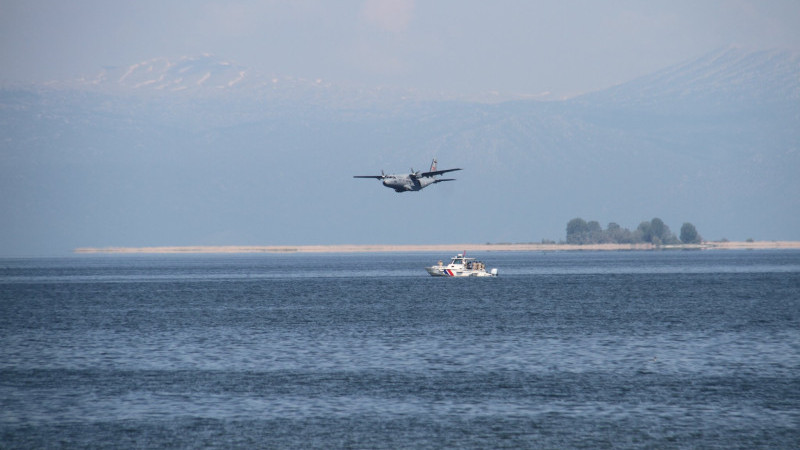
xmin=430 ymin=158 xmax=437 ymax=172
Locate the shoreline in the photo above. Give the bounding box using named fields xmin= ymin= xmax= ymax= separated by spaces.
xmin=74 ymin=241 xmax=800 ymax=254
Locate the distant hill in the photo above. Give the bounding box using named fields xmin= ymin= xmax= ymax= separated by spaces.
xmin=583 ymin=47 xmax=798 ymax=102
xmin=1 ymin=48 xmax=798 ymax=256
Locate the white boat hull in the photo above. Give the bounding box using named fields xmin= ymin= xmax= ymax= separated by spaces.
xmin=425 ymin=266 xmax=497 ymax=277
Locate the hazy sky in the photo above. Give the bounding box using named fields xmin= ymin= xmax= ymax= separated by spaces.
xmin=2 ymin=0 xmax=799 ymax=97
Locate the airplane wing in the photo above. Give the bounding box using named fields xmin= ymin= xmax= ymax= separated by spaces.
xmin=353 ymin=175 xmax=385 ymax=179
xmin=431 ymin=178 xmax=457 ymax=184
xmin=419 ymin=168 xmax=462 ymax=178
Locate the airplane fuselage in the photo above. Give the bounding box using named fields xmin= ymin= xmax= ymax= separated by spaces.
xmin=381 ymin=175 xmax=439 ymax=192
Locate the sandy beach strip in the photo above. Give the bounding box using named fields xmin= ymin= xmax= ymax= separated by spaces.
xmin=74 ymin=241 xmax=800 ymax=254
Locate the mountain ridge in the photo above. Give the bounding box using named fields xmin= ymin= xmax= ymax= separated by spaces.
xmin=577 ymin=46 xmax=800 ymax=109
xmin=11 ymin=46 xmax=797 ymax=106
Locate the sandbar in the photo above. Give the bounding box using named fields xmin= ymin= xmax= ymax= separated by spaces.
xmin=74 ymin=241 xmax=800 ymax=254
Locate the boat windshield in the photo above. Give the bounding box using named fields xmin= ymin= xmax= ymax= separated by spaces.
xmin=451 ymin=258 xmax=463 ymax=265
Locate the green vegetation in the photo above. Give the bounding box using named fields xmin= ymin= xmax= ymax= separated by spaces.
xmin=679 ymin=222 xmax=702 ymax=244
xmin=567 ymin=217 xmax=702 ymax=245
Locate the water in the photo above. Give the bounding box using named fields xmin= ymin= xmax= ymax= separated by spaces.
xmin=1 ymin=250 xmax=798 ymax=448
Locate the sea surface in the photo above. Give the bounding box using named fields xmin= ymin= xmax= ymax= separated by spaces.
xmin=1 ymin=250 xmax=799 ymax=449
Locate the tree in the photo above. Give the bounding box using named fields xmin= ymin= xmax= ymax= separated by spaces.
xmin=606 ymin=222 xmax=634 ymax=243
xmin=637 ymin=221 xmax=653 ymax=243
xmin=680 ymin=222 xmax=702 ymax=244
xmin=566 ymin=218 xmax=589 ymax=244
xmin=586 ymin=220 xmax=606 ymax=243
xmin=564 ymin=217 xmax=694 ymax=245
xmin=637 ymin=217 xmax=678 ymax=245
xmin=650 ymin=218 xmax=667 ymax=241
xmin=650 ymin=217 xmax=679 ymax=245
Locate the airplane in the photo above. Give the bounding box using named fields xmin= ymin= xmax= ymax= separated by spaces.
xmin=354 ymin=159 xmax=462 ymax=192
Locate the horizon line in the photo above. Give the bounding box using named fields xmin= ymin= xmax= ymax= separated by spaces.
xmin=74 ymin=241 xmax=800 ymax=254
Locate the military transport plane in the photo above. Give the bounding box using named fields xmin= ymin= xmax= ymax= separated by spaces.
xmin=354 ymin=159 xmax=462 ymax=192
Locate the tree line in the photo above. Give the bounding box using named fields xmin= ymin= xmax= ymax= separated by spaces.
xmin=566 ymin=217 xmax=702 ymax=245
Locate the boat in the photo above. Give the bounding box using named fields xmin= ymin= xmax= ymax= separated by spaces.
xmin=426 ymin=252 xmax=498 ymax=277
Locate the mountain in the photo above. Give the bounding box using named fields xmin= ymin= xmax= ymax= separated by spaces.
xmin=1 ymin=48 xmax=798 ymax=256
xmin=59 ymin=54 xmax=506 ymax=106
xmin=582 ymin=47 xmax=800 ymax=106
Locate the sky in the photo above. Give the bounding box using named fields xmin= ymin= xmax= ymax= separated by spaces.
xmin=2 ymin=0 xmax=799 ymax=98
